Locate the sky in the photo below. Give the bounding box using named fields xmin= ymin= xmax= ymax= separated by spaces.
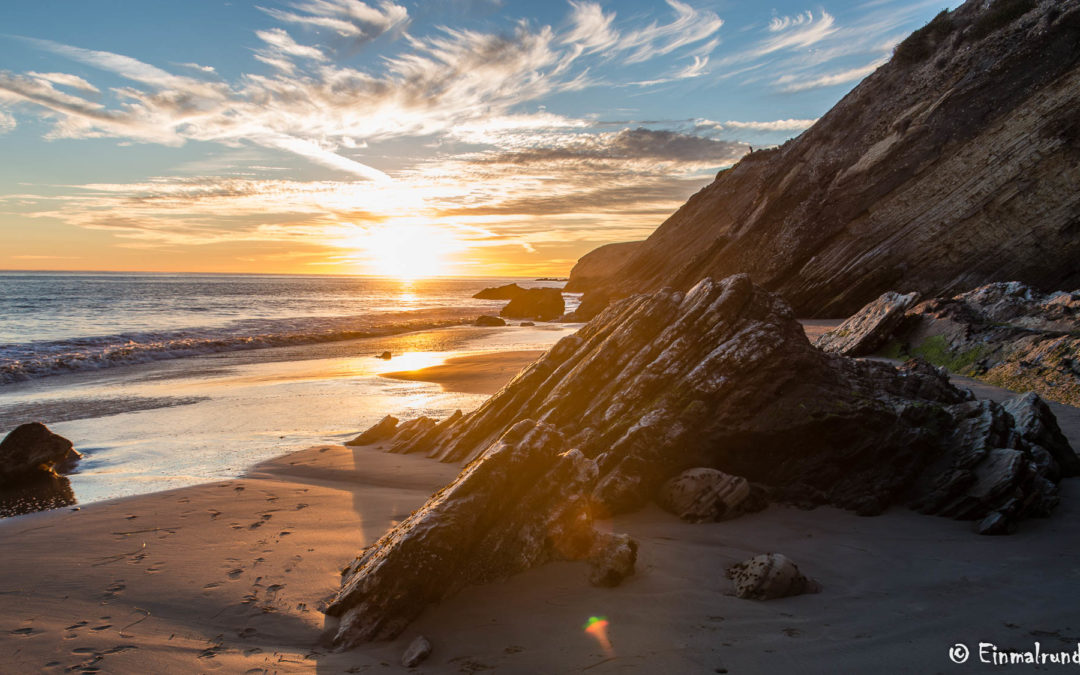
xmin=0 ymin=0 xmax=960 ymax=277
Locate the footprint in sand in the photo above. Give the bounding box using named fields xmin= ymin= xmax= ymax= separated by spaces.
xmin=65 ymin=621 xmax=89 ymax=631
xmin=10 ymin=627 xmax=37 ymax=636
xmin=203 ymin=582 xmax=222 ymax=590
xmin=145 ymin=563 xmax=165 ymax=574
xmin=208 ymin=509 xmax=222 ymax=519
xmin=91 ymin=624 xmax=112 ymax=632
xmin=284 ymin=555 xmax=302 ymax=573
xmin=228 ymin=568 xmax=244 ymax=579
xmin=243 ymin=647 xmax=263 ymax=656
xmin=103 ymin=581 xmax=125 ymax=601
xmin=295 ymin=503 xmax=309 ymax=510
xmin=237 ymin=627 xmax=256 ymax=639
xmin=72 ymin=647 xmax=97 ymax=654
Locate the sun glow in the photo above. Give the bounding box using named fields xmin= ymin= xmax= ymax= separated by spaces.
xmin=354 ymin=221 xmax=460 ymax=279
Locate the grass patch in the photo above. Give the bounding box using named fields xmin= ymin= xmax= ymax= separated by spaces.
xmin=876 ymin=335 xmax=991 ymax=374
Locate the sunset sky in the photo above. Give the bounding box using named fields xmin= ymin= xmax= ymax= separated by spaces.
xmin=0 ymin=0 xmax=958 ymax=277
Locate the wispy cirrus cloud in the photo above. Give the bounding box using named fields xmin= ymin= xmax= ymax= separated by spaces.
xmin=0 ymin=109 xmax=15 ymax=133
xmin=26 ymin=71 xmax=100 ymax=93
xmin=774 ymin=59 xmax=886 ymax=92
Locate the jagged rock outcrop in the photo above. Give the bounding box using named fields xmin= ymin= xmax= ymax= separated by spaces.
xmin=572 ymin=0 xmax=1080 ymax=317
xmin=814 ymin=291 xmax=920 ymax=356
xmin=0 ymin=423 xmax=81 ymax=486
xmin=334 ymin=275 xmax=1077 ymax=647
xmin=325 ymin=421 xmax=635 ymax=648
xmin=363 ymin=275 xmax=1076 ymax=523
xmin=817 ymin=282 xmax=1080 ymax=406
xmin=727 ymin=553 xmax=821 ymax=600
xmin=656 ymin=468 xmax=765 ymax=523
xmin=345 ymin=415 xmax=399 ymax=446
xmin=473 ymin=283 xmax=525 ymax=300
xmin=564 ymin=241 xmax=643 ymax=293
xmin=500 ymin=288 xmax=564 ymax=322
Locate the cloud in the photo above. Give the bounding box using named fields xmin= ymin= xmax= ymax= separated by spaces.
xmin=474 ymin=127 xmax=745 ymax=165
xmin=255 ymin=28 xmax=327 ymax=61
xmin=258 ymin=0 xmax=409 ymax=45
xmin=701 ymin=118 xmax=819 ymax=132
xmin=757 ymin=10 xmax=836 ymax=55
xmin=175 ymin=62 xmax=216 ymax=74
xmin=773 ymin=59 xmax=885 ymax=92
xmin=768 ymin=11 xmax=815 ymax=33
xmin=0 ymin=110 xmax=14 ymax=133
xmin=26 ymin=71 xmax=100 ymax=92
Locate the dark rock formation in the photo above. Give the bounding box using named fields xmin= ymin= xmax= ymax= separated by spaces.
xmin=474 ymin=315 xmax=506 ymax=327
xmin=473 ymin=283 xmax=525 ymax=300
xmin=345 ymin=415 xmax=399 ymax=447
xmin=376 ymin=351 xmax=392 ymax=360
xmin=657 ymin=468 xmax=765 ymax=523
xmin=332 ymin=275 xmax=1077 ymax=647
xmin=571 ymin=0 xmax=1080 ymax=316
xmin=817 ymin=282 xmax=1080 ymax=406
xmin=499 ymin=288 xmax=564 ymax=322
xmin=727 ymin=553 xmax=821 ymax=600
xmin=814 ymin=291 xmax=920 ymax=356
xmin=564 ymin=241 xmax=643 ymax=293
xmin=0 ymin=423 xmax=81 ymax=486
xmin=377 ymin=276 xmax=1075 ymax=524
xmin=326 ymin=420 xmax=635 ymax=648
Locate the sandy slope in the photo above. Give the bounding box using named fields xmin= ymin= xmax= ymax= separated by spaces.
xmin=3 ymin=332 xmax=1080 ymax=673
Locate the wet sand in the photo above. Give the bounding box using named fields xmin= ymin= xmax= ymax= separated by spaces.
xmin=3 ymin=325 xmax=1080 ymax=672
xmin=380 ymin=350 xmax=546 ymax=394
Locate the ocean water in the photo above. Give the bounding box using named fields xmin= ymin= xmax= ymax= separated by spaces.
xmin=0 ymin=272 xmax=579 ymax=516
xmin=0 ymin=272 xmax=570 ymax=383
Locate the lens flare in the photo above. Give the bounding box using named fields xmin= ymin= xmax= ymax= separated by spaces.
xmin=584 ymin=615 xmax=613 ymax=656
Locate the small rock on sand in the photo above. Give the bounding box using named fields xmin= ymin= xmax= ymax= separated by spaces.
xmin=726 ymin=553 xmax=820 ymax=600
xmin=402 ymin=635 xmax=432 ymax=667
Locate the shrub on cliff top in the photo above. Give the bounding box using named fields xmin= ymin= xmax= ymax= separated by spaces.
xmin=894 ymin=10 xmax=955 ymax=64
xmin=971 ymin=0 xmax=1037 ymax=39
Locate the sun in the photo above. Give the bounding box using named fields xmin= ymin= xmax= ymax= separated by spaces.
xmin=356 ymin=222 xmax=458 ymax=279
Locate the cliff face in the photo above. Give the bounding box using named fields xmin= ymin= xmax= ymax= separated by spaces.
xmin=563 ymin=241 xmax=643 ymax=292
xmin=577 ymin=0 xmax=1080 ymax=317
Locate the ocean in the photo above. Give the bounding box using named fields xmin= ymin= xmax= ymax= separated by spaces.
xmin=0 ymin=272 xmax=578 ymax=515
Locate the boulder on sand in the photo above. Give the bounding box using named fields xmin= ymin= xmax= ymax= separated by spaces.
xmin=474 ymin=315 xmax=506 ymax=327
xmin=657 ymin=468 xmax=763 ymax=523
xmin=0 ymin=423 xmax=81 ymax=486
xmin=727 ymin=553 xmax=820 ymax=600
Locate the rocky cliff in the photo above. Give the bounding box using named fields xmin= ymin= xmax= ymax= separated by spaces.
xmin=329 ymin=275 xmax=1078 ymax=647
xmin=573 ymin=0 xmax=1080 ymax=317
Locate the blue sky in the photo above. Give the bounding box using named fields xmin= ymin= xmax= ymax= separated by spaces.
xmin=0 ymin=0 xmax=960 ymax=275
